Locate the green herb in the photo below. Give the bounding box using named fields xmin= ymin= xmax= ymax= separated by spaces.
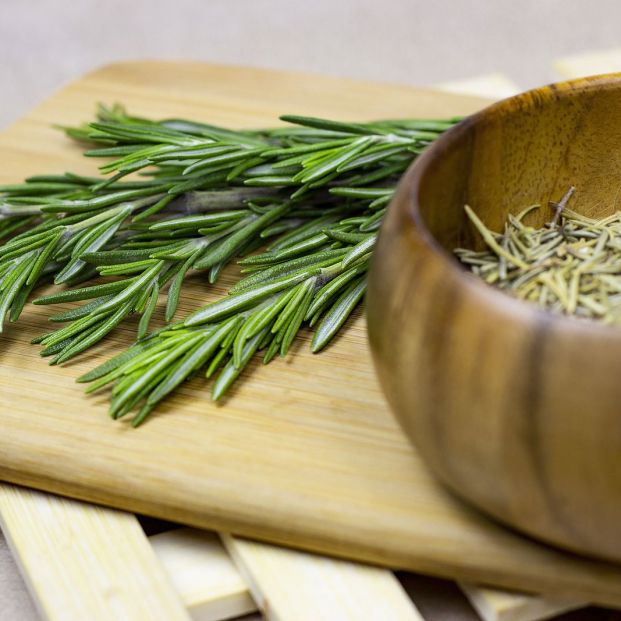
xmin=77 ymin=205 xmax=378 ymax=425
xmin=0 ymin=104 xmax=459 ymax=424
xmin=4 ymin=105 xmax=447 ymax=346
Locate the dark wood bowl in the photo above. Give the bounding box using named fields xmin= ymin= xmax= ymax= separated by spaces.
xmin=367 ymin=74 xmax=621 ymax=563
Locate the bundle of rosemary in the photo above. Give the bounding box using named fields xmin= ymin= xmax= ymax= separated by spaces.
xmin=456 ymin=188 xmax=621 ymax=323
xmin=0 ymin=105 xmax=458 ymax=425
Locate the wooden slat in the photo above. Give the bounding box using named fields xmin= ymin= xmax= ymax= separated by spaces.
xmin=0 ymin=485 xmax=594 ymax=621
xmin=0 ymin=484 xmax=191 ymax=621
xmin=460 ymin=584 xmax=582 ymax=621
xmin=151 ymin=525 xmax=592 ymax=621
xmin=152 ymin=525 xmax=590 ymax=621
xmin=435 ymin=73 xmax=520 ymax=100
xmin=221 ymin=534 xmax=423 ymax=621
xmin=554 ymin=49 xmax=621 ymax=79
xmin=150 ymin=528 xmax=256 ymax=621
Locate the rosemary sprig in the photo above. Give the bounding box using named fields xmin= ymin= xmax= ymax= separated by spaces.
xmin=66 ymin=104 xmax=447 ymax=198
xmin=78 ymin=207 xmax=377 ymax=425
xmin=0 ymin=104 xmax=460 ymax=424
xmin=22 ymin=107 xmax=437 ymax=357
xmin=32 ymin=196 xmax=376 ymax=364
xmin=33 ymin=200 xmax=295 ymax=361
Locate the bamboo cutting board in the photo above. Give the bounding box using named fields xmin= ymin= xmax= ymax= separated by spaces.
xmin=2 ymin=61 xmax=621 ymax=607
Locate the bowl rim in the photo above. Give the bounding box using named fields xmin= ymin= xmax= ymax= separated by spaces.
xmin=405 ymin=71 xmax=621 ymax=337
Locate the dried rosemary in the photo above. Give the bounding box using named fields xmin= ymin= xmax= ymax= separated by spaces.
xmin=455 ymin=188 xmax=621 ymax=324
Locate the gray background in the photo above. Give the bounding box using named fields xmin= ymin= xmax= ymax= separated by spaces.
xmin=2 ymin=0 xmax=621 ymax=129
xmin=1 ymin=0 xmax=620 ymax=619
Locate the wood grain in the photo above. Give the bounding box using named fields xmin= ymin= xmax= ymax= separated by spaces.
xmin=1 ymin=61 xmax=621 ymax=606
xmin=368 ymin=73 xmax=621 ymax=565
xmin=154 ymin=527 xmax=584 ymax=621
xmin=222 ymin=535 xmax=422 ymax=621
xmin=0 ymin=484 xmax=190 ymax=621
xmin=151 ymin=528 xmax=256 ymax=621
xmin=150 ymin=525 xmax=592 ymax=621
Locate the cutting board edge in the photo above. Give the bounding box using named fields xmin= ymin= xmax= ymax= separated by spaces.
xmin=2 ymin=467 xmax=621 ymax=610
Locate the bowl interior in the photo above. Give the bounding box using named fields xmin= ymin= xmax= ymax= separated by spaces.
xmin=415 ymin=75 xmax=621 ymax=256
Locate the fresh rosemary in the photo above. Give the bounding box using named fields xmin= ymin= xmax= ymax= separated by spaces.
xmin=0 ymin=104 xmax=459 ymax=424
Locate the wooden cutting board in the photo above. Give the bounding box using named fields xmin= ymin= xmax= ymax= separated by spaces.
xmin=2 ymin=61 xmax=621 ymax=607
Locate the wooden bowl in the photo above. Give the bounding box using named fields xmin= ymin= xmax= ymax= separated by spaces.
xmin=367 ymin=74 xmax=621 ymax=563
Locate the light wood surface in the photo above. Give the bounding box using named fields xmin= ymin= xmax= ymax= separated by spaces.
xmin=2 ymin=61 xmax=621 ymax=605
xmin=149 ymin=528 xmax=584 ymax=621
xmin=150 ymin=525 xmax=594 ymax=621
xmin=0 ymin=484 xmax=190 ymax=621
xmin=435 ymin=74 xmax=520 ymax=100
xmin=368 ymin=73 xmax=621 ymax=566
xmin=154 ymin=526 xmax=589 ymax=621
xmin=554 ymin=49 xmax=621 ymax=79
xmin=222 ymin=535 xmax=422 ymax=621
xmin=459 ymin=584 xmax=581 ymax=621
xmin=151 ymin=529 xmax=256 ymax=621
